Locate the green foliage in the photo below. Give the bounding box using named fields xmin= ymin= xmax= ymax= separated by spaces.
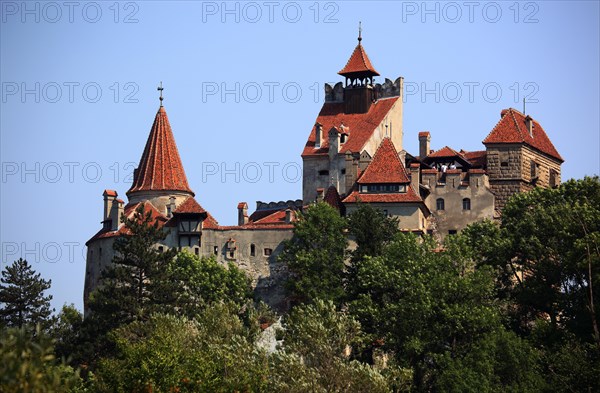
xmin=88 ymin=204 xmax=178 ymax=330
xmin=435 ymin=329 xmax=544 ymax=393
xmin=349 ymin=232 xmax=502 ymax=389
xmin=93 ymin=305 xmax=268 ymax=393
xmin=0 ymin=326 xmax=83 ymax=392
xmin=347 ymin=204 xmax=399 ymax=300
xmin=275 ymin=299 xmax=391 ymax=393
xmin=50 ymin=304 xmax=84 ymax=366
xmin=279 ymin=202 xmax=348 ymax=305
xmin=499 ymin=177 xmax=600 ymax=343
xmin=168 ymin=250 xmax=252 ymax=317
xmin=0 ymin=258 xmax=54 ymax=332
xmin=347 ymin=203 xmax=399 ymax=263
xmin=539 ymin=336 xmax=600 ymax=393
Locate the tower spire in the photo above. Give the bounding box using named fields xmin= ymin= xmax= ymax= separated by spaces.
xmin=358 ymin=21 xmax=362 ymax=43
xmin=157 ymin=81 xmax=164 ymax=107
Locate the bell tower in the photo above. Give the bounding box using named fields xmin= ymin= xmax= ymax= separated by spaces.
xmin=338 ymin=23 xmax=380 ymax=114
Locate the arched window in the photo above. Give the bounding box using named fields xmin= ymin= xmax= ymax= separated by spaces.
xmin=436 ymin=198 xmax=445 ymax=211
xmin=462 ymin=198 xmax=471 ymax=210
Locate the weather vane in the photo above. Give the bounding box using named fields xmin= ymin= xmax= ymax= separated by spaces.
xmin=158 ymin=81 xmax=164 ymax=106
xmin=358 ymin=21 xmax=362 ymax=42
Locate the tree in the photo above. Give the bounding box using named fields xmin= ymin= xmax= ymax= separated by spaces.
xmin=279 ymin=202 xmax=348 ymax=305
xmin=349 ymin=233 xmax=507 ymax=390
xmin=0 ymin=258 xmax=53 ymax=332
xmin=0 ymin=326 xmax=83 ymax=392
xmin=347 ymin=203 xmax=399 ymax=264
xmin=168 ymin=251 xmax=252 ymax=318
xmin=88 ymin=204 xmax=178 ymax=329
xmin=273 ymin=299 xmax=392 ymax=393
xmin=50 ymin=304 xmax=84 ymax=365
xmin=499 ymin=177 xmax=600 ymax=344
xmin=93 ymin=305 xmax=269 ymax=393
xmin=347 ymin=203 xmax=399 ymax=300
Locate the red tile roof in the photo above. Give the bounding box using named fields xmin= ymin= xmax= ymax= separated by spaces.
xmin=173 ymin=197 xmax=207 ymax=214
xmin=342 ymin=186 xmax=423 ymax=204
xmin=86 ymin=201 xmax=167 ymax=244
xmin=201 ymin=211 xmax=220 ymax=229
xmin=428 ymin=146 xmax=465 ymax=159
xmin=103 ymin=189 xmax=117 ymax=197
xmin=252 ymin=209 xmax=292 ymax=225
xmin=302 ymin=97 xmax=399 ymax=157
xmin=357 ymin=138 xmax=410 ymax=184
xmin=462 ymin=150 xmax=487 ymax=168
xmin=338 ymin=42 xmax=380 ymax=78
xmin=483 ymin=108 xmax=563 ymax=162
xmin=127 ymin=106 xmax=195 ymax=196
xmin=323 ymin=186 xmax=345 ymax=214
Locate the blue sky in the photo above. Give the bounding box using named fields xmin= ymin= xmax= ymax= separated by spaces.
xmin=1 ymin=1 xmax=599 ymax=312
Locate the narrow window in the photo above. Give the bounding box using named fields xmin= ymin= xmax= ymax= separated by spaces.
xmin=318 ymin=170 xmax=329 ymax=176
xmin=549 ymin=169 xmax=559 ymax=188
xmin=264 ymin=248 xmax=273 ymax=256
xmin=213 ymin=246 xmax=218 ymax=255
xmin=462 ymin=198 xmax=471 ymax=210
xmin=229 ymin=251 xmax=234 ymax=259
xmin=500 ymin=151 xmax=509 ymax=167
xmin=530 ymin=160 xmax=539 ymax=179
xmin=194 ymin=247 xmax=199 ymax=256
xmin=436 ymin=198 xmax=445 ymax=211
xmin=250 ymin=244 xmax=256 ymax=257
xmin=99 ymin=247 xmax=102 ymax=257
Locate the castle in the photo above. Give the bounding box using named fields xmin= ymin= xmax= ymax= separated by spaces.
xmin=84 ymin=33 xmax=563 ymax=312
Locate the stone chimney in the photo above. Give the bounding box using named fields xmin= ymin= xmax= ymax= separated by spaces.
xmin=167 ymin=196 xmax=176 ymax=218
xmin=328 ymin=127 xmax=340 ymax=158
xmin=525 ymin=115 xmax=534 ymax=137
xmin=418 ymin=131 xmax=431 ymax=159
xmin=102 ymin=189 xmax=117 ymax=226
xmin=285 ymin=208 xmax=292 ymax=223
xmin=315 ymin=123 xmax=322 ymax=148
xmin=344 ymin=151 xmax=358 ymax=195
xmin=110 ymin=199 xmax=124 ymax=231
xmin=237 ymin=202 xmax=248 ymax=226
xmin=409 ymin=163 xmax=420 ymax=193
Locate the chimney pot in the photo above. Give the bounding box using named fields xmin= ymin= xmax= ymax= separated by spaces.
xmin=418 ymin=131 xmax=431 ymax=159
xmin=238 ymin=202 xmax=248 ymax=226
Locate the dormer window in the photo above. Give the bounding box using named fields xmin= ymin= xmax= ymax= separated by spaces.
xmin=360 ymin=184 xmax=406 ymax=193
xmin=179 ymin=219 xmax=200 ymax=233
xmin=340 ymin=133 xmax=348 ymax=144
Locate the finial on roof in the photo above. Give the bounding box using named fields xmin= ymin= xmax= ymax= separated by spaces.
xmin=522 ymin=97 xmax=526 ymax=114
xmin=157 ymin=81 xmax=164 ymax=106
xmin=358 ymin=21 xmax=362 ymax=43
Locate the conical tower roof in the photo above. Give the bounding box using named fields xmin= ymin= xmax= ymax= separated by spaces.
xmin=338 ymin=30 xmax=380 ymax=79
xmin=127 ymin=106 xmax=194 ymax=196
